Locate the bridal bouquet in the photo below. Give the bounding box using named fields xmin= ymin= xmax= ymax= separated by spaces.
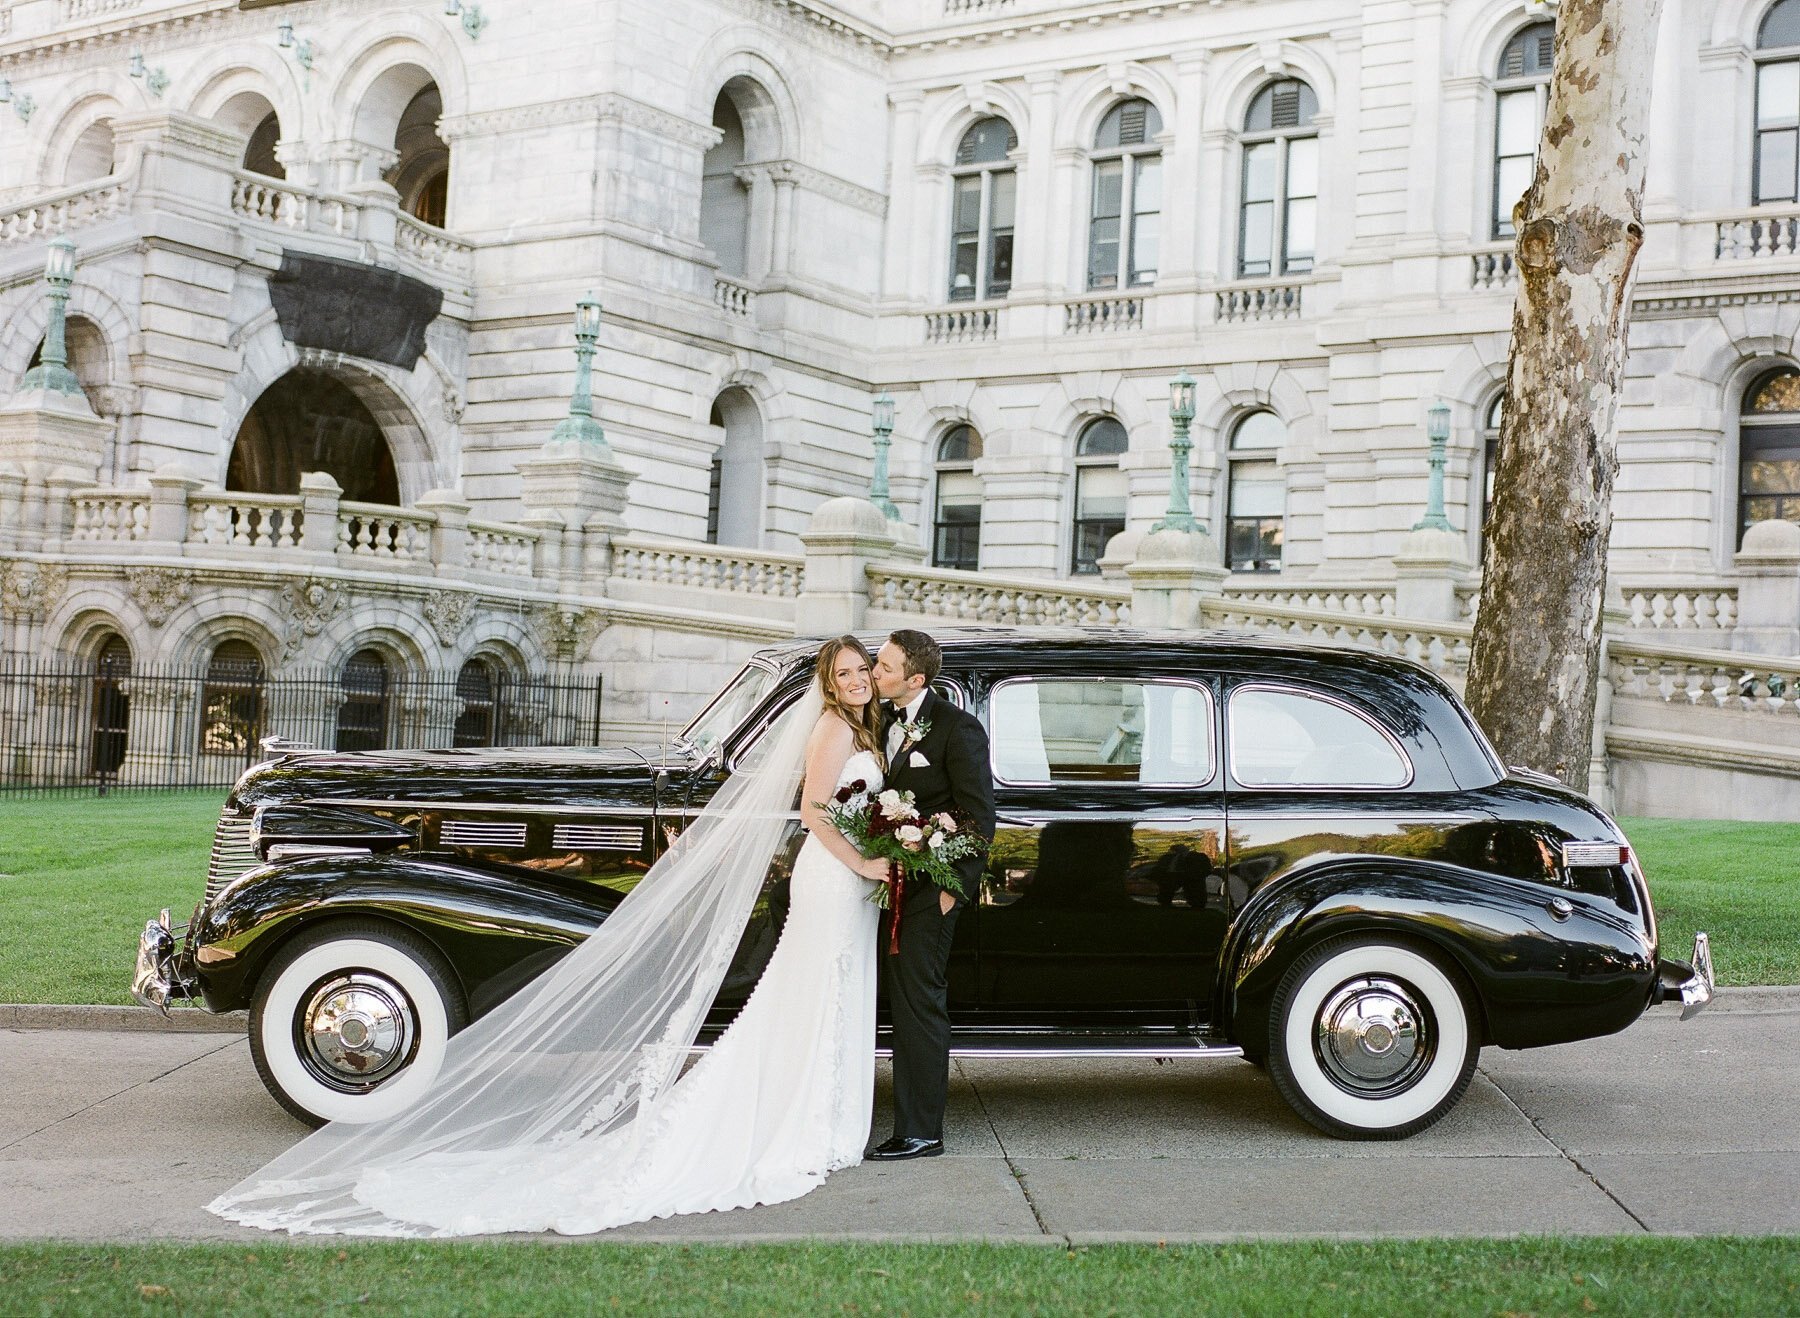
xmin=819 ymin=779 xmax=984 ymax=912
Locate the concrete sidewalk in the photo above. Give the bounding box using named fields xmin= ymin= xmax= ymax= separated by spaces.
xmin=2 ymin=996 xmax=1797 ymax=1243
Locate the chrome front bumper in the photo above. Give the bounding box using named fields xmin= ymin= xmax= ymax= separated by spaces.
xmin=1654 ymin=931 xmax=1715 ymax=1021
xmin=131 ymin=908 xmax=198 ymax=1016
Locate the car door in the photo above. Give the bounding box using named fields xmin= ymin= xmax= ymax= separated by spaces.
xmin=974 ymin=672 xmax=1227 ymax=1023
xmin=1219 ymin=679 xmax=1469 ymax=911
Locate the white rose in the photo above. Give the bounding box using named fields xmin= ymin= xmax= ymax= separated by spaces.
xmin=928 ymin=832 xmax=946 ymax=850
xmin=878 ymin=789 xmax=912 ymax=821
xmin=896 ymin=824 xmax=924 ymax=844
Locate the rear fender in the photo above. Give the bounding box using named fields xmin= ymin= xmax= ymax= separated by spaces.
xmin=192 ymin=852 xmax=616 ymax=1016
xmin=1216 ymin=859 xmax=1656 ymax=1054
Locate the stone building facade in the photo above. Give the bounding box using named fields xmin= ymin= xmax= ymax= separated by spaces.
xmin=1 ymin=0 xmax=1798 ymax=759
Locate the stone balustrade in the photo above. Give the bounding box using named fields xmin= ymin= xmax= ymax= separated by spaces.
xmin=1202 ymin=597 xmax=1475 ymax=680
xmin=1609 ymin=637 xmax=1799 ymax=717
xmin=867 ymin=563 xmax=1132 ymax=627
xmin=230 ymin=174 xmax=354 ymax=237
xmin=1469 ymin=249 xmax=1516 ymax=290
xmin=612 ymin=537 xmax=806 ymax=598
xmin=1063 ymin=296 xmax=1143 ymax=333
xmin=924 ymin=307 xmax=999 ymax=343
xmin=713 ymin=275 xmax=756 ymax=317
xmin=1714 ymin=210 xmax=1800 ymax=261
xmin=395 ymin=212 xmax=475 ymax=281
xmin=1619 ymin=585 xmax=1738 ymax=633
xmin=1217 ymin=283 xmax=1305 ymax=321
xmin=70 ymin=490 xmax=151 ymax=542
xmin=188 ymin=492 xmax=304 ymax=550
xmin=0 ymin=171 xmax=134 ymax=245
xmin=337 ymin=502 xmax=436 ymax=565
xmin=468 ymin=521 xmax=539 ymax=578
xmin=1223 ymin=583 xmax=1398 ymax=617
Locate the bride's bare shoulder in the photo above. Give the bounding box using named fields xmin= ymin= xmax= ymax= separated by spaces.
xmin=807 ymin=711 xmax=853 ymax=750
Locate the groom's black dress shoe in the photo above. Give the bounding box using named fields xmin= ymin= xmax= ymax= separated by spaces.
xmin=866 ymin=1137 xmax=944 ymax=1161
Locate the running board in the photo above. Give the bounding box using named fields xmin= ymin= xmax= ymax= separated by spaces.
xmin=689 ymin=1030 xmax=1242 ymax=1061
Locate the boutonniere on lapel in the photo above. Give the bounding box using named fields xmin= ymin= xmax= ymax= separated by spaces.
xmin=900 ymin=718 xmax=931 ymax=752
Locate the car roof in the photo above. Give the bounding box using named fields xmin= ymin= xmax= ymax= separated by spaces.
xmin=755 ymin=628 xmax=1442 ymax=685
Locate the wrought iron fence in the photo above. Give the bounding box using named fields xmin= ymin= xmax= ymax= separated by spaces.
xmin=0 ymin=655 xmax=603 ymax=797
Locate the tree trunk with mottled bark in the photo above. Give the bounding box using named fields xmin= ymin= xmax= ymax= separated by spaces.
xmin=1467 ymin=0 xmax=1663 ymax=790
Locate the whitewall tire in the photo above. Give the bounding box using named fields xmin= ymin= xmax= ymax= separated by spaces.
xmin=248 ymin=922 xmax=466 ymax=1127
xmin=1267 ymin=935 xmax=1480 ymax=1140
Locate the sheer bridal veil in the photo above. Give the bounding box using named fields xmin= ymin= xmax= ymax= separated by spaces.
xmin=209 ymin=684 xmax=825 ymax=1236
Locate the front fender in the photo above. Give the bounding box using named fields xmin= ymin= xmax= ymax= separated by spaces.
xmin=1217 ymin=859 xmax=1656 ymax=1054
xmin=191 ymin=852 xmax=618 ymax=1017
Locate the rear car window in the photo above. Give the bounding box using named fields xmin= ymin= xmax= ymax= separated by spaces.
xmin=990 ymin=679 xmax=1214 ymax=785
xmin=1227 ymin=685 xmax=1411 ymax=788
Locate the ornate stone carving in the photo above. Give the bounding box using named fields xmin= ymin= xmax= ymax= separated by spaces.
xmin=124 ymin=566 xmax=193 ymax=627
xmin=280 ymin=576 xmax=349 ymax=660
xmin=0 ymin=558 xmax=68 ymax=620
xmin=532 ymin=604 xmax=604 ymax=661
xmin=422 ymin=589 xmax=478 ymax=648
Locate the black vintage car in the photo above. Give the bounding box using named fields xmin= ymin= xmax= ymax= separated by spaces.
xmin=134 ymin=630 xmax=1712 ymax=1138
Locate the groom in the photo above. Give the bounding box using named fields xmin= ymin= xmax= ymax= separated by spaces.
xmin=867 ymin=629 xmax=995 ymax=1160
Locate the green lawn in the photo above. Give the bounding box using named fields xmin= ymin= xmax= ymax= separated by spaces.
xmin=0 ymin=794 xmax=1794 ymax=1005
xmin=2 ymin=1238 xmax=1797 ymax=1317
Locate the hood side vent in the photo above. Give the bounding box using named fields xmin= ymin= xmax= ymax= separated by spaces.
xmin=553 ymin=824 xmax=645 ymax=852
xmin=440 ymin=820 xmax=528 ymax=848
xmin=206 ymin=812 xmax=258 ymax=904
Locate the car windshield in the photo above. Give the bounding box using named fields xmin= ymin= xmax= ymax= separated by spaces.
xmin=681 ymin=663 xmax=777 ymax=753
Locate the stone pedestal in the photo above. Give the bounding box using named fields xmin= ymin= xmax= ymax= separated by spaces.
xmin=1734 ymin=519 xmax=1800 ymax=656
xmin=1125 ymin=527 xmax=1227 ymax=630
xmin=146 ymin=464 xmax=205 ymax=545
xmin=0 ymin=389 xmax=112 ymax=484
xmin=297 ymin=471 xmax=344 ymax=556
xmin=795 ymin=497 xmax=897 ymax=635
xmin=415 ymin=488 xmax=471 ymax=571
xmin=1393 ymin=526 xmax=1474 ymax=622
xmin=518 ymin=439 xmax=636 ymax=590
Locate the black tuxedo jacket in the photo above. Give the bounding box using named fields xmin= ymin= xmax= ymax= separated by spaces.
xmin=882 ymin=688 xmax=996 ymax=900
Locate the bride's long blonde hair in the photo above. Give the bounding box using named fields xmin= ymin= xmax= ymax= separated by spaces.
xmin=815 ymin=635 xmax=885 ymax=766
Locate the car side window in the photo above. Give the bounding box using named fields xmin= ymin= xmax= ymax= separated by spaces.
xmin=989 ymin=678 xmax=1214 ymax=785
xmin=1227 ymin=685 xmax=1412 ymax=788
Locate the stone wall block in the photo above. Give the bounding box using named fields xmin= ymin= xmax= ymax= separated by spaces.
xmin=1392 ymin=526 xmax=1473 ymax=621
xmin=795 ymin=497 xmax=897 ymax=635
xmin=1124 ymin=527 xmax=1227 ymax=630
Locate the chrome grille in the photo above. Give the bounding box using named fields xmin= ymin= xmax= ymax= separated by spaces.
xmin=205 ymin=812 xmax=258 ymax=905
xmin=552 ymin=823 xmax=644 ymax=852
xmin=440 ymin=820 xmax=528 ymax=848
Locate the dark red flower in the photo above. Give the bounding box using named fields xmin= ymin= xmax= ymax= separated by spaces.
xmin=834 ymin=786 xmax=854 ymax=803
xmin=849 ymin=779 xmax=867 ymax=793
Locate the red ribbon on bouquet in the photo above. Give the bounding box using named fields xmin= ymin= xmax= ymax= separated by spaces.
xmin=887 ymin=859 xmax=905 ymax=956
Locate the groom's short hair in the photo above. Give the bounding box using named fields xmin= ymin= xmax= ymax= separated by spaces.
xmin=888 ymin=629 xmax=941 ymax=684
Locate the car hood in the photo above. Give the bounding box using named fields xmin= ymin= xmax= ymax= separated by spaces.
xmin=229 ymin=743 xmax=687 ymax=811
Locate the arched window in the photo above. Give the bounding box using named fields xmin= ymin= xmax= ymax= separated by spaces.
xmin=1740 ymin=369 xmax=1800 ymax=543
xmin=27 ymin=314 xmax=109 ymax=414
xmin=200 ymin=640 xmax=265 ymax=757
xmin=390 ymin=85 xmax=449 ymax=227
xmin=1071 ymin=417 xmax=1128 ymax=576
xmin=949 ymin=117 xmax=1017 ymax=302
xmin=1492 ymin=22 xmax=1556 ymax=238
xmin=65 ymin=118 xmax=117 ymax=185
xmin=1477 ymin=393 xmax=1505 ymax=551
xmin=933 ymin=425 xmax=983 ymax=571
xmin=707 ymin=389 xmax=763 ymax=548
xmin=1087 ymin=99 xmax=1163 ymax=291
xmin=1756 ymin=1 xmax=1800 ymax=204
xmin=91 ymin=632 xmax=131 ymax=780
xmin=454 ymin=657 xmax=499 ymax=748
xmin=228 ymin=370 xmax=399 ymax=505
xmin=1238 ymin=80 xmax=1318 ymax=278
xmin=1225 ymin=412 xmax=1285 ymax=572
xmin=336 ymin=648 xmax=390 ymax=753
xmin=211 ymin=92 xmax=285 ymax=179
xmin=700 ymin=92 xmax=751 ymax=279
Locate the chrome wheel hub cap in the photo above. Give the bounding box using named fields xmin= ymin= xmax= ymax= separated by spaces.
xmin=1314 ymin=976 xmax=1431 ymax=1096
xmin=300 ymin=973 xmax=416 ymax=1091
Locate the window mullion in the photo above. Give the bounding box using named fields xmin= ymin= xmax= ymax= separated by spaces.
xmin=1119 ymin=150 xmax=1135 ymax=289
xmin=977 ymin=169 xmax=993 ymax=301
xmin=1273 ymin=136 xmax=1289 ymax=275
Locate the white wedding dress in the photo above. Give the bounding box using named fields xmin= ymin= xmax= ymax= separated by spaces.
xmin=215 ymin=746 xmax=886 ymax=1238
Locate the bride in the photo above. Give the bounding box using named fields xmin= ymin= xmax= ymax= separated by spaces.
xmin=209 ymin=636 xmax=895 ymax=1236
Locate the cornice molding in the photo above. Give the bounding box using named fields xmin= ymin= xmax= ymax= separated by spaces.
xmin=439 ymin=92 xmax=719 ymax=150
xmin=739 ymin=158 xmax=887 ymax=216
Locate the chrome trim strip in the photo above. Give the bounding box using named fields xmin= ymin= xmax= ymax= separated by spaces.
xmin=686 ymin=1043 xmax=1247 ymax=1060
xmin=304 ymin=799 xmax=650 ymax=816
xmin=1226 ymin=681 xmax=1416 ymax=791
xmin=1221 ymin=812 xmax=1486 ymax=824
xmin=266 ymin=844 xmax=373 ymax=862
xmin=986 ymin=675 xmax=1218 ymax=790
